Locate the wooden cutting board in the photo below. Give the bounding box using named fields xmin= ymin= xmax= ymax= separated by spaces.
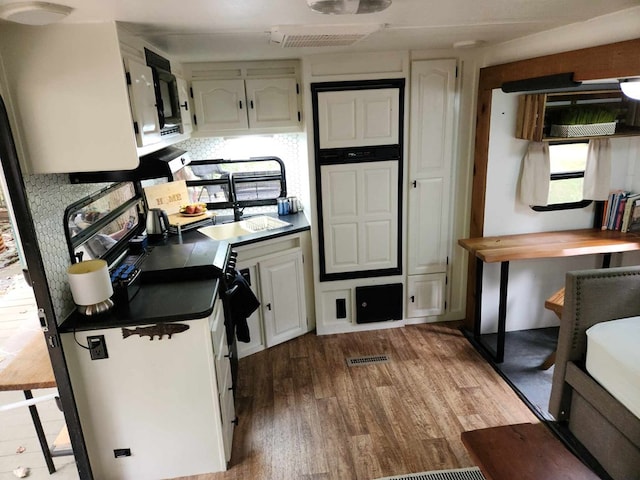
xmin=143 ymin=180 xmax=216 ymax=228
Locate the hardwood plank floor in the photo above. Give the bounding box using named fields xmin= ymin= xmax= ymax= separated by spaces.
xmin=174 ymin=322 xmax=538 ymax=480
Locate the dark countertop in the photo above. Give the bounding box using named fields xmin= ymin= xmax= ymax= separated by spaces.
xmin=59 ymin=211 xmax=310 ymax=333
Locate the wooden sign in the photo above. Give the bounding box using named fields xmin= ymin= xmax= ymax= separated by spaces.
xmin=142 ymin=180 xmax=189 ymax=215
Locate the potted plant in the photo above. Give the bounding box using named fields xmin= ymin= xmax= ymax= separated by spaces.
xmin=550 ymin=106 xmax=618 ymax=137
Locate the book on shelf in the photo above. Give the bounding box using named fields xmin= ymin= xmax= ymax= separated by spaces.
xmin=622 ymin=194 xmax=640 ymax=233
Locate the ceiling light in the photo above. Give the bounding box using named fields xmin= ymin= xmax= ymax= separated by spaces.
xmin=306 ymin=0 xmax=391 ymax=15
xmin=620 ymin=78 xmax=640 ymax=100
xmin=0 ymin=2 xmax=73 ymax=25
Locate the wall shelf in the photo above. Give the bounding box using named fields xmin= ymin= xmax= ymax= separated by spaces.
xmin=516 ymin=89 xmax=640 ymax=142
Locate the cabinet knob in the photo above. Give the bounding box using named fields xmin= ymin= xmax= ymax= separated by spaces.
xmin=239 ymin=100 xmax=243 ymax=109
xmin=231 ymin=416 xmax=239 ymax=426
xmin=266 ymin=303 xmax=272 ymax=311
xmin=412 ymin=180 xmax=417 ymax=188
xmin=410 ymin=295 xmax=415 ymax=303
xmin=180 ymin=101 xmax=188 ymax=111
xmin=250 ymin=100 xmax=254 ymax=109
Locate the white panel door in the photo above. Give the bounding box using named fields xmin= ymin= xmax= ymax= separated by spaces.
xmin=176 ymin=76 xmax=193 ymax=135
xmin=192 ymin=79 xmax=248 ymax=132
xmin=321 ymin=161 xmax=398 ymax=275
xmin=259 ymin=251 xmax=307 ymax=347
xmin=246 ymin=78 xmax=299 ymax=129
xmin=407 ymin=274 xmax=446 ymax=318
xmin=408 ymin=177 xmax=448 ymax=274
xmin=407 ymin=59 xmax=456 ymax=276
xmin=317 ymin=88 xmax=400 ymax=149
xmin=126 ymin=58 xmax=162 ymax=147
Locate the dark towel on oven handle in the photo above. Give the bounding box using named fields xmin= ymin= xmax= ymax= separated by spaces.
xmin=227 ymin=270 xmax=259 ymax=343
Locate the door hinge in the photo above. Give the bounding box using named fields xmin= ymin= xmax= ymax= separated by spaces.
xmin=445 ymin=275 xmax=448 ymax=285
xmin=446 ymin=256 xmax=449 ymax=265
xmin=133 ymin=122 xmax=139 ymax=134
xmin=125 ymin=72 xmax=131 ymax=85
xmin=455 ymin=66 xmax=459 ymax=78
xmin=444 ymin=300 xmax=448 ymax=310
xmin=193 ymin=115 xmax=197 ymax=126
xmin=190 ymin=87 xmax=193 ymax=98
xmin=297 ymin=111 xmax=301 ymax=122
xmin=296 ymin=83 xmax=300 ymax=95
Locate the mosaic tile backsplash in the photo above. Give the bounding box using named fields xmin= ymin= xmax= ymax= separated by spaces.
xmin=23 ymin=133 xmax=308 ymax=324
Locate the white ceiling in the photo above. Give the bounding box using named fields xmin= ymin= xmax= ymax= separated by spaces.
xmin=2 ymin=0 xmax=640 ymax=62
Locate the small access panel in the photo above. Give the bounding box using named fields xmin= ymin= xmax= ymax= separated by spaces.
xmin=355 ymin=283 xmax=403 ymax=324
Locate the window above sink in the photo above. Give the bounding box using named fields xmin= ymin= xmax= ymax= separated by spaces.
xmin=173 ymin=156 xmax=287 ymax=211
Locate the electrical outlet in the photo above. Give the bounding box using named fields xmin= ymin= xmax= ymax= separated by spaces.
xmin=87 ymin=335 xmax=108 ymax=360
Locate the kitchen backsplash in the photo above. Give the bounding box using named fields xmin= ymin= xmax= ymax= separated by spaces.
xmin=23 ymin=133 xmax=307 ymax=324
xmin=23 ymin=174 xmax=110 ymax=323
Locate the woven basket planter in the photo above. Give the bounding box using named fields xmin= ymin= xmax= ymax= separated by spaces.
xmin=550 ymin=122 xmax=616 ymax=138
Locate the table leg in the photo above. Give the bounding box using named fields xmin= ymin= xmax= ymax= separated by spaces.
xmin=473 ymin=257 xmax=484 ymax=339
xmin=24 ymin=390 xmax=56 ymax=474
xmin=496 ymin=261 xmax=510 ymax=363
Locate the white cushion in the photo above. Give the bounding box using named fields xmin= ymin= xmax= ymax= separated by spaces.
xmin=586 ymin=316 xmax=640 ymax=419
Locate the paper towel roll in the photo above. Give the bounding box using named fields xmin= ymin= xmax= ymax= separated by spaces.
xmin=67 ymin=259 xmax=113 ymax=306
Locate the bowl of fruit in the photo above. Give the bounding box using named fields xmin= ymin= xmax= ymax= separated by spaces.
xmin=179 ymin=203 xmax=207 ymax=217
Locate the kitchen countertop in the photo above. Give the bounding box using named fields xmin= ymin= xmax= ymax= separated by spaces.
xmin=59 ymin=211 xmax=310 ymax=333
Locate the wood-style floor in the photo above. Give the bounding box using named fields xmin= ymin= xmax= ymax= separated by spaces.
xmin=176 ymin=322 xmax=538 ymax=480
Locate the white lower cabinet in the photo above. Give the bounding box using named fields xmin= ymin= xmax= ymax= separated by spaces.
xmin=61 ymin=301 xmax=233 ymax=480
xmin=406 ymin=274 xmax=446 ymax=319
xmin=259 ymin=250 xmax=307 ymax=347
xmin=235 ymin=232 xmax=313 ymax=358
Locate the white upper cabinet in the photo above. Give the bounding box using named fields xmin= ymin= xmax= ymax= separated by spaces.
xmin=317 ymin=88 xmax=400 ymax=149
xmin=191 ymin=77 xmax=300 ymax=135
xmin=176 ymin=76 xmax=193 ymax=136
xmin=245 ymin=78 xmax=300 ymax=129
xmin=125 ymin=58 xmax=162 ymax=148
xmin=192 ymin=79 xmax=249 ymax=132
xmin=321 ymin=160 xmax=399 ymax=275
xmin=0 ymin=23 xmax=139 ymax=174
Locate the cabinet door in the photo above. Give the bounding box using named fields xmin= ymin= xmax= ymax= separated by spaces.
xmin=407 ymin=274 xmax=446 ymax=318
xmin=176 ymin=76 xmax=193 ymax=135
xmin=61 ymin=318 xmax=227 ymax=479
xmin=317 ymin=88 xmax=400 ymax=149
xmin=259 ymin=251 xmax=307 ymax=347
xmin=407 ymin=59 xmax=456 ymax=275
xmin=320 ymin=161 xmax=399 ymax=275
xmin=245 ymin=78 xmax=299 ymax=129
xmin=192 ymin=79 xmax=248 ymax=132
xmin=125 ymin=58 xmax=162 ymax=147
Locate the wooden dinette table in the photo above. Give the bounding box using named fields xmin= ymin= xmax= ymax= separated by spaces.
xmin=458 ymin=228 xmax=640 ymax=363
xmin=0 ymin=334 xmax=70 ymax=473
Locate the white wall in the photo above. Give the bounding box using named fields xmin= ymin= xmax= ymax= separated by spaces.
xmin=480 ymin=90 xmax=640 ymax=334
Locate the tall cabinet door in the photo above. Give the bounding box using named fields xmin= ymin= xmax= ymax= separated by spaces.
xmin=321 ymin=161 xmax=399 ymax=275
xmin=259 ymin=251 xmax=307 ymax=348
xmin=407 ymin=59 xmax=456 ymax=275
xmin=191 ymin=79 xmax=248 ymax=132
xmin=317 ymin=88 xmax=400 ymax=149
xmin=245 ymin=78 xmax=299 ymax=129
xmin=125 ymin=58 xmax=162 ymax=147
xmin=406 ymin=59 xmax=456 ymax=320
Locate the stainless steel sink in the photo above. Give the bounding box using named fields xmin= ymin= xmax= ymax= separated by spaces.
xmin=198 ymin=215 xmax=292 ymax=241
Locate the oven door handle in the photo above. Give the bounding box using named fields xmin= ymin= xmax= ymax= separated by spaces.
xmin=225 ymin=284 xmax=239 ymax=297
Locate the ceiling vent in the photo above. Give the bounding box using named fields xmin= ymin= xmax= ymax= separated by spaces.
xmin=270 ymin=24 xmax=382 ymax=48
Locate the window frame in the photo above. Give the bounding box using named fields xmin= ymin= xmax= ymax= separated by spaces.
xmin=531 ymin=140 xmax=592 ymax=212
xmin=184 ymin=156 xmax=287 ymax=210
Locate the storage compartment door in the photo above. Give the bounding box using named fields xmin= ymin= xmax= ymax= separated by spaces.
xmin=355 ymin=283 xmax=403 ymax=323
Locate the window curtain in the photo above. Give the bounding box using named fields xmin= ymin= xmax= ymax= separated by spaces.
xmin=583 ymin=138 xmax=611 ymax=201
xmin=519 ymin=142 xmax=550 ymax=206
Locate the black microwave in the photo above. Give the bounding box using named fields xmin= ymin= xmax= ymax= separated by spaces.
xmin=145 ymin=48 xmax=182 ymax=136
